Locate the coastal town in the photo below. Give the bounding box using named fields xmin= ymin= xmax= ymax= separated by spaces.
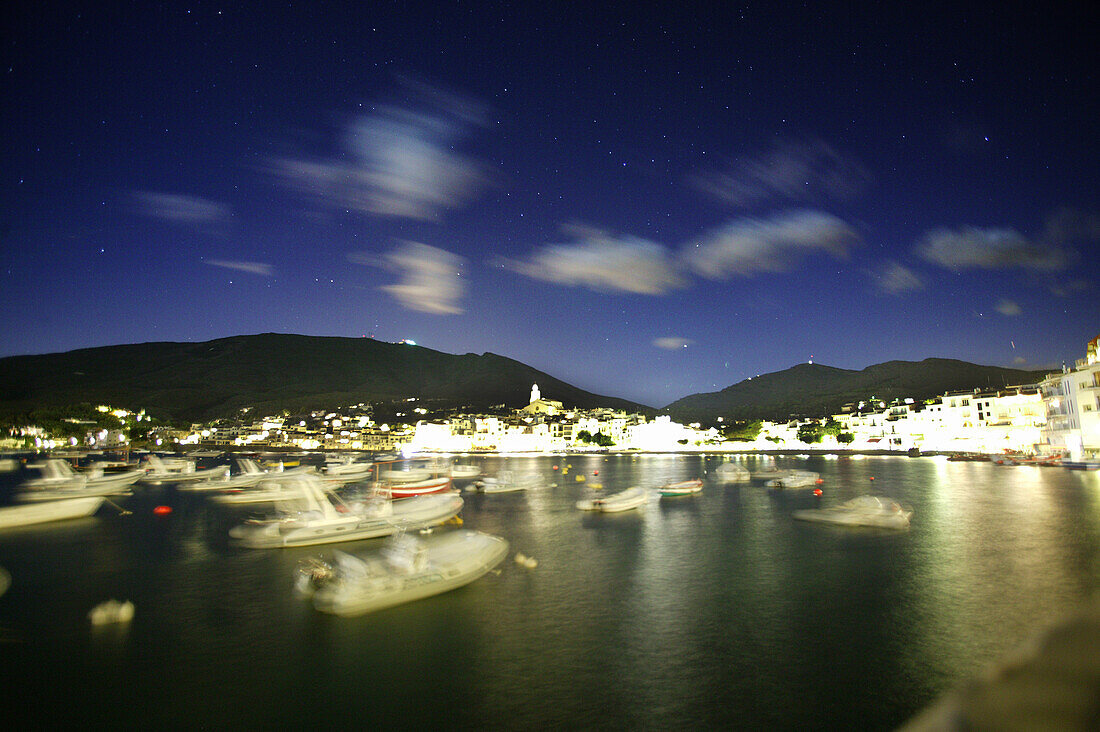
xmin=9 ymin=338 xmax=1099 ymax=465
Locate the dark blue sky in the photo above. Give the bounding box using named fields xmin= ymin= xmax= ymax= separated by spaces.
xmin=3 ymin=2 xmax=1097 ymax=407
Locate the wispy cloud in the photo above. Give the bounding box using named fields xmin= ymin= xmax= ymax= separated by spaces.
xmin=916 ymin=226 xmax=1067 ymax=271
xmin=269 ymin=84 xmax=489 ymax=221
xmin=653 ymin=337 xmax=692 ymax=350
xmin=916 ymin=209 xmax=1099 ymax=272
xmin=377 ymin=242 xmax=465 ymax=315
xmin=502 ymin=224 xmax=686 ymax=295
xmin=691 ymin=138 xmax=871 ymax=208
xmin=205 ymin=260 xmax=274 ymax=277
xmin=134 ymin=192 xmax=230 ymax=224
xmin=683 ymin=209 xmax=859 ymax=278
xmin=877 ymin=261 xmax=924 ymax=295
xmin=995 ymin=299 xmax=1022 ymax=316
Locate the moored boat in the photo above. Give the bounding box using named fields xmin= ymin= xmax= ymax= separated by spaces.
xmin=378 ymin=476 xmax=454 ymax=499
xmin=228 ymin=475 xmax=464 ymax=548
xmin=140 ymin=455 xmax=229 ymax=485
xmin=300 ymin=529 xmax=509 ymax=617
xmin=181 ymin=458 xmax=267 ymax=491
xmin=576 ymin=485 xmax=648 ymax=512
xmin=473 ymin=471 xmax=540 ymax=493
xmin=792 ymin=495 xmax=912 ymax=529
xmin=0 ymin=496 xmax=105 ymax=530
xmin=451 ymin=464 xmax=481 ymax=480
xmin=17 ymin=459 xmax=143 ymax=501
xmin=712 ymin=462 xmax=750 ymax=483
xmin=766 ymin=470 xmax=821 ymax=489
xmin=657 ymin=478 xmax=703 ymax=496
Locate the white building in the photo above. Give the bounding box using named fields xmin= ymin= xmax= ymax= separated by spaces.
xmin=1040 ymin=336 xmax=1100 ymax=460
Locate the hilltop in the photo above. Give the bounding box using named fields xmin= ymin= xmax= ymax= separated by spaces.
xmin=0 ymin=333 xmax=652 ymax=423
xmin=662 ymin=358 xmax=1051 ymax=423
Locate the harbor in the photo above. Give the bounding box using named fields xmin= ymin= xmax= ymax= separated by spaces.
xmin=2 ymin=452 xmax=1098 ymax=728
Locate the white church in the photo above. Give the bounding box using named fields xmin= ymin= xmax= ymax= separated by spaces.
xmin=521 ymin=383 xmax=565 ymax=416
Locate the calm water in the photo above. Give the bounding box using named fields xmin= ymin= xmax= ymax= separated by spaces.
xmin=2 ymin=454 xmax=1099 ymax=729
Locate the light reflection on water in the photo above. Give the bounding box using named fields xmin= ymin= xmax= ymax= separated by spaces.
xmin=1 ymin=454 xmax=1098 ymax=729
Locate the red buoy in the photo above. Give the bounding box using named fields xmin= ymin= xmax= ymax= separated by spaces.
xmin=153 ymin=505 xmax=172 ymax=515
xmin=815 ymin=478 xmax=824 ymax=485
xmin=869 ymin=476 xmax=875 ymax=481
xmin=813 ymin=488 xmax=823 ymax=496
xmin=553 ymin=465 xmax=559 ymax=470
xmin=594 ymin=470 xmax=599 ymax=475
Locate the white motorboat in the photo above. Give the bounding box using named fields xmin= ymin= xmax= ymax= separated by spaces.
xmin=473 ymin=471 xmax=540 ymax=493
xmin=752 ymin=467 xmax=789 ymax=480
xmin=576 ymin=485 xmax=648 ymax=512
xmin=181 ymin=458 xmax=267 ymax=492
xmin=658 ymin=478 xmax=704 ymax=496
xmin=792 ymin=495 xmax=912 ymax=529
xmin=300 ymin=529 xmax=509 ymax=617
xmin=766 ymin=470 xmax=820 ymax=489
xmin=228 ymin=475 xmax=463 ymax=547
xmin=318 ymin=458 xmax=374 ymax=486
xmin=0 ymin=496 xmax=104 ymax=529
xmin=377 ymin=476 xmax=454 ymax=499
xmin=451 ymin=464 xmax=481 ymax=480
xmin=712 ymin=462 xmax=750 ymax=483
xmin=17 ymin=459 xmax=143 ymax=501
xmin=210 ymin=477 xmax=312 ymax=504
xmin=376 ymin=467 xmax=432 ymax=484
xmin=140 ymin=455 xmax=229 ymax=485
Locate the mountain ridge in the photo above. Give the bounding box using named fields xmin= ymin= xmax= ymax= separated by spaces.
xmin=662 ymin=357 xmax=1051 ymax=422
xmin=0 ymin=333 xmax=652 ymax=422
xmin=0 ymin=334 xmax=1054 ymax=425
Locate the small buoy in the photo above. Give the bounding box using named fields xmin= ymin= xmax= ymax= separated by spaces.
xmin=153 ymin=505 xmax=172 ymax=515
xmin=589 ymin=483 xmax=602 ymax=490
xmin=553 ymin=465 xmax=559 ymax=470
xmin=869 ymin=476 xmax=876 ymax=481
xmin=813 ymin=488 xmax=823 ymax=496
xmin=515 ymin=552 xmax=538 ymax=569
xmin=576 ymin=475 xmax=586 ymax=482
xmin=815 ymin=478 xmax=824 ymax=485
xmin=593 ymin=470 xmax=599 ymax=475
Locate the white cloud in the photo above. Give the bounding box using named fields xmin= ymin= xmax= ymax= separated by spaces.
xmin=915 ymin=210 xmax=1100 ymax=272
xmin=878 ymin=262 xmax=924 ymax=295
xmin=995 ymin=299 xmax=1022 ymax=316
xmin=691 ymin=138 xmax=871 ymax=208
xmin=916 ymin=226 xmax=1067 ymax=271
xmin=653 ymin=337 xmax=692 ymax=350
xmin=269 ymin=87 xmax=488 ymax=221
xmin=135 ymin=192 xmax=230 ymax=224
xmin=503 ymin=225 xmax=686 ymax=295
xmin=205 ymin=260 xmax=274 ymax=277
xmin=683 ymin=209 xmax=859 ymax=278
xmin=1013 ymin=356 xmax=1027 ymax=365
xmin=379 ymin=242 xmax=465 ymax=315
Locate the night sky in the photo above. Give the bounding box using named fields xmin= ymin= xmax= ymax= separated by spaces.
xmin=3 ymin=2 xmax=1097 ymax=407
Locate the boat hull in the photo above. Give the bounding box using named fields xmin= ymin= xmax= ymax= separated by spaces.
xmin=658 ymin=479 xmax=703 ymax=496
xmin=310 ymin=530 xmax=508 ymax=617
xmin=0 ymin=496 xmax=104 ymax=529
xmin=576 ymin=486 xmax=647 ymax=512
xmin=230 ymin=493 xmax=464 ymax=548
xmin=383 ymin=477 xmax=453 ymax=499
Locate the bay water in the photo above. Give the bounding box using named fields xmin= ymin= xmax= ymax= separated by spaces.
xmin=2 ymin=454 xmax=1098 ymax=729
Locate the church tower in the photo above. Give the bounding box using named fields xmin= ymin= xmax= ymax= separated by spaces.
xmin=530 ymin=383 xmax=540 ymax=404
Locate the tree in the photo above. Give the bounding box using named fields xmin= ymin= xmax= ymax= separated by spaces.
xmin=722 ymin=420 xmax=762 ymax=441
xmin=797 ymin=421 xmax=824 ymax=444
xmin=837 ymin=432 xmax=855 ymax=444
